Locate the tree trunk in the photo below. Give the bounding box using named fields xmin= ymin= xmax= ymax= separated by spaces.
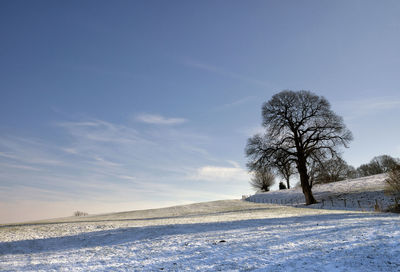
xmin=297 ymin=159 xmax=317 ymax=205
xmin=285 ymin=178 xmax=290 ymax=189
xmin=301 ymin=178 xmax=316 ymax=205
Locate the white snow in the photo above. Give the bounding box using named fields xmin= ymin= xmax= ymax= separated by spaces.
xmin=1 ymin=198 xmax=400 ymax=271
xmin=247 ymin=174 xmax=396 ymax=211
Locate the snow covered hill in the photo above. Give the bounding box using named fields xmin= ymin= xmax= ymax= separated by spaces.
xmin=247 ymin=174 xmax=397 ymax=211
xmin=1 ymin=199 xmax=400 ymax=271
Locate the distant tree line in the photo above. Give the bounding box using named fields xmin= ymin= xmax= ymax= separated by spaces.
xmin=356 ymin=155 xmax=399 ymax=177
xmin=311 ymin=154 xmax=399 ymax=184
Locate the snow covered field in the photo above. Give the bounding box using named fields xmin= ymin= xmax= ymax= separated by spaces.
xmin=247 ymin=174 xmax=397 ymax=211
xmin=1 ymin=199 xmax=400 ymax=271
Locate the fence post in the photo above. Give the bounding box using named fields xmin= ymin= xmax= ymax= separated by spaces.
xmin=374 ymin=199 xmax=380 ymax=212
xmin=357 ymin=200 xmax=361 ymax=208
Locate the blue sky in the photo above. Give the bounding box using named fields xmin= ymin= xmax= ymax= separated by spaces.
xmin=1 ymin=1 xmax=400 ymax=223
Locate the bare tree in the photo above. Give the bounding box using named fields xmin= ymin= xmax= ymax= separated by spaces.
xmin=357 ymin=155 xmax=400 ymax=177
xmin=312 ymin=156 xmax=354 ymax=185
xmin=249 ymin=166 xmax=275 ymax=192
xmin=385 ymin=165 xmax=400 ymax=212
xmin=274 ymin=152 xmax=295 ymax=189
xmin=246 ymin=90 xmax=352 ymax=204
xmin=385 ymin=165 xmax=400 ymax=199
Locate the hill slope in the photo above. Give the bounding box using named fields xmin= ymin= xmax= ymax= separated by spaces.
xmin=248 ymin=174 xmax=396 ymax=211
xmin=1 ymin=199 xmax=400 ymax=271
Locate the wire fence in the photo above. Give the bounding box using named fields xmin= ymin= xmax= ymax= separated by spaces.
xmin=244 ymin=194 xmax=399 ymax=212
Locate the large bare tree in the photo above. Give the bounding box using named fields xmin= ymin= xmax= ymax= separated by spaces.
xmin=245 ymin=90 xmax=352 ymax=204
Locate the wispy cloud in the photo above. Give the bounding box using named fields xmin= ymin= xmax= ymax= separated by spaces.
xmin=0 ymin=116 xmax=252 ymax=223
xmin=57 ymin=119 xmax=147 ymax=144
xmin=135 ymin=114 xmax=187 ymax=125
xmin=0 ymin=162 xmax=41 ymax=172
xmin=184 ymin=59 xmax=271 ymax=87
xmin=0 ymin=138 xmax=64 ymax=167
xmin=337 ymin=96 xmax=400 ymax=120
xmin=213 ymin=96 xmax=256 ymax=111
xmin=1 ymin=119 xmax=222 ymax=196
xmin=191 ymin=161 xmax=250 ymax=182
xmin=355 ymin=98 xmax=400 ymax=111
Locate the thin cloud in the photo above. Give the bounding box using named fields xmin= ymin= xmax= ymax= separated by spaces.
xmin=57 ymin=119 xmax=148 ymax=144
xmin=337 ymin=96 xmax=400 ymax=120
xmin=0 ymin=137 xmax=64 ymax=167
xmin=184 ymin=58 xmax=271 ymax=87
xmin=0 ymin=116 xmax=252 ymax=223
xmin=353 ymin=97 xmax=400 ymax=111
xmin=136 ymin=114 xmax=187 ymax=125
xmin=192 ymin=163 xmax=250 ymax=182
xmin=0 ymin=162 xmax=41 ymax=172
xmin=213 ymin=96 xmax=256 ymax=111
xmin=0 ymin=117 xmax=213 ymax=203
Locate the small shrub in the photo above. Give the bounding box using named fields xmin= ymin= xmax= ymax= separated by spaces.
xmin=279 ymin=181 xmax=287 ymax=190
xmin=386 ymin=205 xmax=400 ymax=213
xmin=74 ymin=211 xmax=88 ymax=217
xmin=385 ymin=166 xmax=400 ymax=197
xmin=384 ymin=166 xmax=400 ymax=212
xmin=249 ymin=167 xmax=275 ymax=192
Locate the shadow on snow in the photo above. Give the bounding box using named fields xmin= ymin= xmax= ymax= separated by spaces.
xmin=0 ymin=212 xmax=393 ymax=256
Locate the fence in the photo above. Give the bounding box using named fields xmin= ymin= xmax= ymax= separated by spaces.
xmin=245 ymin=194 xmax=399 ymax=212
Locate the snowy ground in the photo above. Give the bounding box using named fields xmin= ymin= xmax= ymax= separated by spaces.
xmin=247 ymin=174 xmax=397 ymax=211
xmin=1 ymin=199 xmax=400 ymax=271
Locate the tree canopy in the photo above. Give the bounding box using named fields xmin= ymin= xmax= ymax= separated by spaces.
xmin=357 ymin=155 xmax=400 ymax=177
xmin=311 ymin=156 xmax=356 ymax=185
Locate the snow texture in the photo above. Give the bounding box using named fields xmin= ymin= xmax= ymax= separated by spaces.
xmin=247 ymin=174 xmax=397 ymax=211
xmin=1 ymin=198 xmax=400 ymax=271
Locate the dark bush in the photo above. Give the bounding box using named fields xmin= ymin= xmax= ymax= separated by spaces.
xmin=249 ymin=167 xmax=275 ymax=192
xmin=74 ymin=211 xmax=88 ymax=217
xmin=385 ymin=165 xmax=400 ymax=213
